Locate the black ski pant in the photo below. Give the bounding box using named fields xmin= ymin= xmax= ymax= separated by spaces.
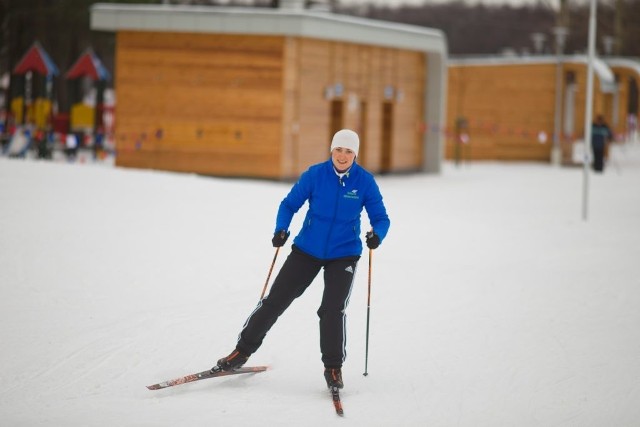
xmin=236 ymin=246 xmax=359 ymax=368
xmin=592 ymin=145 xmax=605 ymax=172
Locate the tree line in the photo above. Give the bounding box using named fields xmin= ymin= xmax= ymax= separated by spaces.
xmin=338 ymin=0 xmax=640 ymax=57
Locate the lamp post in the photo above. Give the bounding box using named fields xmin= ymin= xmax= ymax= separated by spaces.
xmin=552 ymin=26 xmax=568 ymax=166
xmin=531 ymin=32 xmax=547 ymax=54
xmin=602 ymin=35 xmax=615 ymax=56
xmin=582 ymin=0 xmax=597 ymax=221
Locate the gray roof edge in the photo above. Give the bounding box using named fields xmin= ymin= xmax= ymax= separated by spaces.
xmin=90 ymin=3 xmax=446 ymax=55
xmin=448 ymin=54 xmax=639 ymax=67
xmin=604 ymin=57 xmax=640 ymax=78
xmin=448 ymin=54 xmax=617 ymax=92
xmin=448 ymin=55 xmax=564 ymax=66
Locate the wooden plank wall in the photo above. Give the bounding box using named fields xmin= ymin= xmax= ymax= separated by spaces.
xmin=562 ymin=63 xmax=612 ymax=140
xmin=289 ymin=38 xmax=425 ymax=176
xmin=114 ymin=31 xmax=285 ymax=178
xmin=447 ymin=63 xmax=556 ymax=161
xmin=447 ymin=62 xmax=621 ymax=162
xmin=114 ymin=31 xmax=426 ymax=179
xmin=609 ymin=67 xmax=639 ymax=135
xmin=392 ymin=50 xmax=426 ymax=170
xmin=288 ymin=38 xmax=331 ymax=176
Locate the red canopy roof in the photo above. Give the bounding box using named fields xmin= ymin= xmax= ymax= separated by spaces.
xmin=65 ymin=49 xmax=111 ymax=81
xmin=13 ymin=41 xmax=59 ymax=76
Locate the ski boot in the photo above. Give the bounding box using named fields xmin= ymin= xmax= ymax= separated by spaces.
xmin=212 ymin=349 xmax=249 ymax=373
xmin=324 ymin=367 xmax=344 ymax=389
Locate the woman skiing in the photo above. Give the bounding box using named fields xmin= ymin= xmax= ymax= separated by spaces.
xmin=215 ymin=129 xmax=390 ymax=390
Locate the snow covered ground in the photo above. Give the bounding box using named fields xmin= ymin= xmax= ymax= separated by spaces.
xmin=1 ymin=144 xmax=639 ymax=426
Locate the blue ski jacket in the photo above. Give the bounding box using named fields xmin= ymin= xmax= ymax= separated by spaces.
xmin=275 ymin=159 xmax=390 ymax=260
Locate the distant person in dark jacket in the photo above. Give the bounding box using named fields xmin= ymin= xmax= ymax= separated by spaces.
xmin=591 ymin=115 xmax=614 ymax=172
xmin=214 ymin=129 xmax=391 ymax=390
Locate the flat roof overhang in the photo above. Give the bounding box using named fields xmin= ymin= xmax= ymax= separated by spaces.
xmin=90 ymin=3 xmax=447 ymax=55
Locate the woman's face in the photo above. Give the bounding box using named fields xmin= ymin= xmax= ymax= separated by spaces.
xmin=331 ymin=147 xmax=356 ymax=172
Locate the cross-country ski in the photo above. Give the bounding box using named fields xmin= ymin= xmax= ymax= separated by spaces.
xmin=147 ymin=366 xmax=267 ymax=390
xmin=330 ymin=386 xmax=344 ymax=416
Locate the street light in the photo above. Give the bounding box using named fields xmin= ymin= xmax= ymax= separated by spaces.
xmin=531 ymin=33 xmax=547 ymax=54
xmin=602 ymin=35 xmax=615 ymax=56
xmin=582 ymin=0 xmax=598 ymax=221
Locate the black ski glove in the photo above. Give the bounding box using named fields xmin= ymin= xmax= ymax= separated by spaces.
xmin=365 ymin=231 xmax=380 ymax=249
xmin=272 ymin=230 xmax=290 ymax=247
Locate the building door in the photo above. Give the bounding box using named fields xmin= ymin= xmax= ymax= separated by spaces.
xmin=358 ymin=101 xmax=367 ymax=167
xmin=381 ymin=102 xmax=393 ymax=173
xmin=563 ymin=72 xmax=577 ymax=140
xmin=330 ymin=100 xmax=343 ymax=139
xmin=629 ymin=77 xmax=639 ymax=115
xmin=628 ymin=77 xmax=639 ymax=140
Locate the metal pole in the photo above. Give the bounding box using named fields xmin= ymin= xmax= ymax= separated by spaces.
xmin=363 ymin=248 xmax=373 ymax=376
xmin=582 ymin=0 xmax=597 ymax=221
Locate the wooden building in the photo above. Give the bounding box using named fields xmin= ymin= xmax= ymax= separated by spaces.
xmin=605 ymin=58 xmax=640 ymax=140
xmin=446 ymin=55 xmax=639 ymax=163
xmin=90 ymin=3 xmax=447 ymax=179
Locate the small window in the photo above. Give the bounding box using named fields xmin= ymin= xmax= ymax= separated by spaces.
xmin=565 ymin=71 xmax=576 ymax=84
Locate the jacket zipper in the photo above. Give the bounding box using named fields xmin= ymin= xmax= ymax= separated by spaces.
xmin=323 ymin=175 xmax=343 ymax=258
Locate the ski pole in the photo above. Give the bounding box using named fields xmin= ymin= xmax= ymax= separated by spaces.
xmin=260 ymin=247 xmax=280 ymax=300
xmin=363 ymin=247 xmax=373 ymax=376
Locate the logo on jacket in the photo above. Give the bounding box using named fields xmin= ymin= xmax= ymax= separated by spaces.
xmin=345 ymin=265 xmax=354 ymax=274
xmin=344 ymin=189 xmax=359 ymax=200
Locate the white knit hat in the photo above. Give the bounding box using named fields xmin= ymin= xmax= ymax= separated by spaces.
xmin=330 ymin=129 xmax=359 ymax=157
